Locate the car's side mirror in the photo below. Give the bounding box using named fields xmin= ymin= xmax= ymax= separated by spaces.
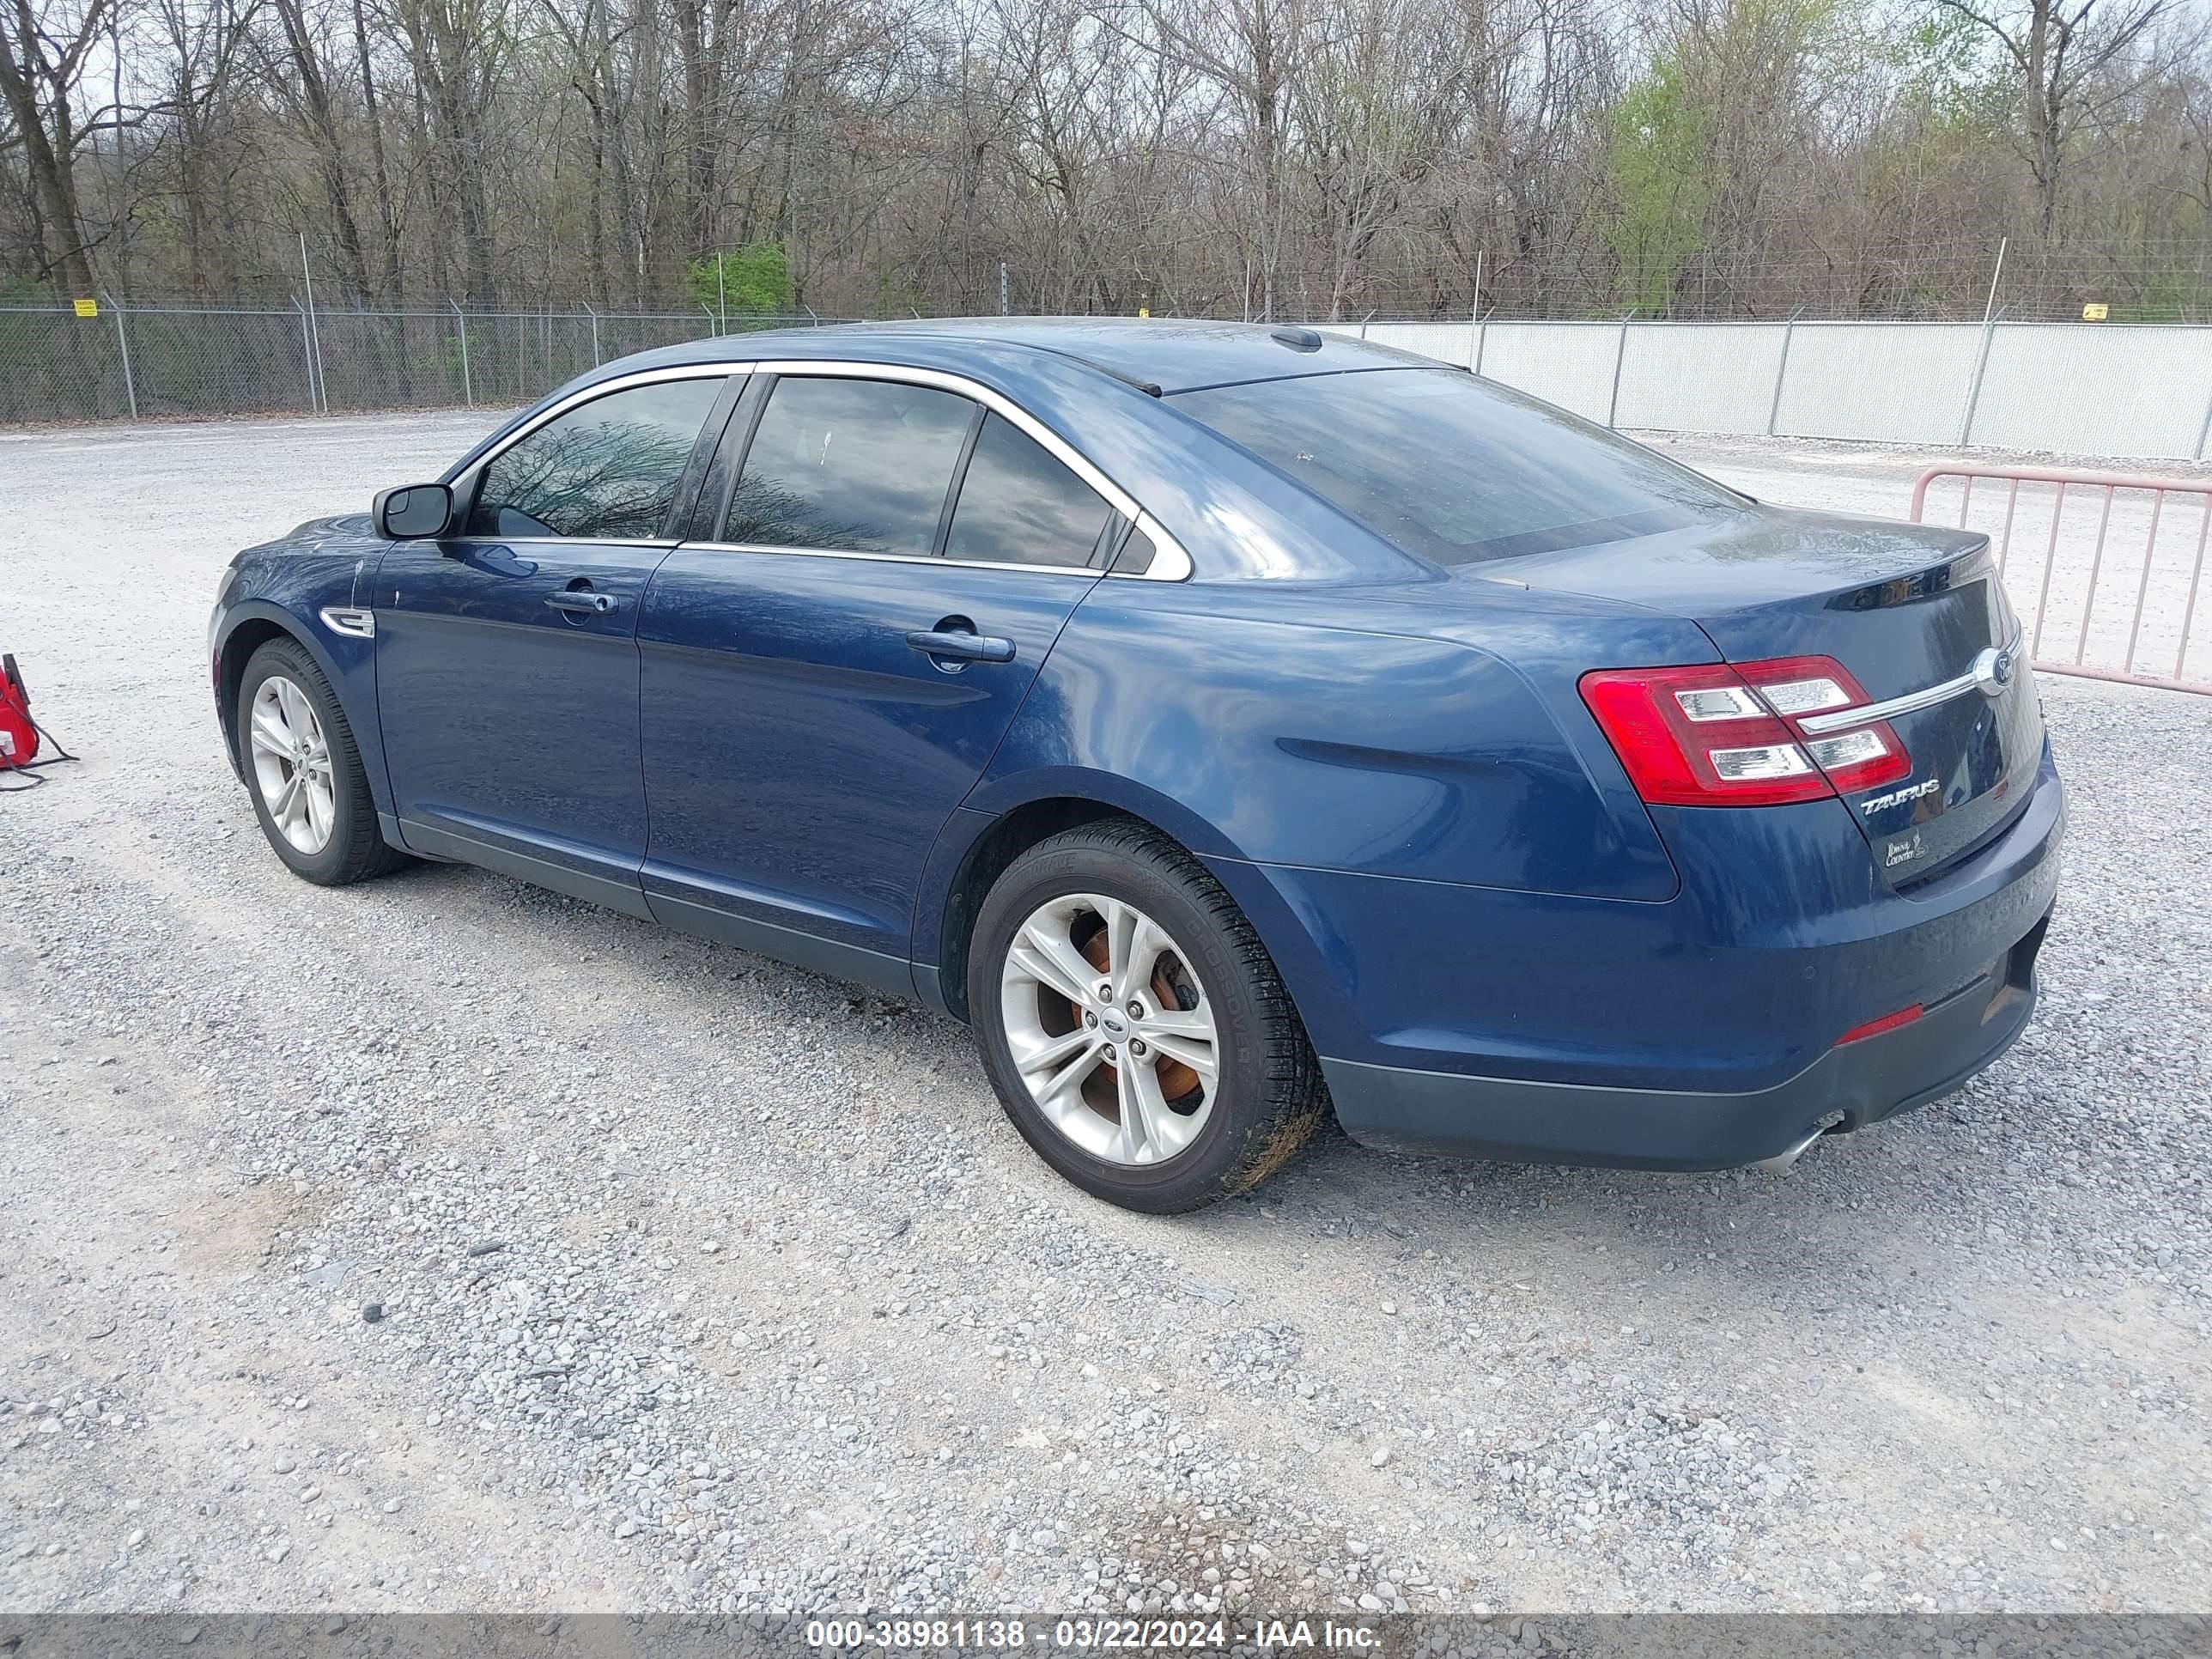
xmin=374 ymin=482 xmax=453 ymax=540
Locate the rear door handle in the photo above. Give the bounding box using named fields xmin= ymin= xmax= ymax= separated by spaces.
xmin=906 ymin=629 xmax=1015 ymax=665
xmin=546 ymin=591 xmax=617 ymax=615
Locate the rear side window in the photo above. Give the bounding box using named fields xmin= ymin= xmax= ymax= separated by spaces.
xmin=1111 ymin=526 xmax=1157 ymax=575
xmin=1172 ymin=368 xmax=1746 ymax=566
xmin=726 ymin=376 xmax=974 ymax=556
xmin=470 ymin=377 xmax=725 ymax=539
xmin=945 ymin=413 xmax=1112 ymax=568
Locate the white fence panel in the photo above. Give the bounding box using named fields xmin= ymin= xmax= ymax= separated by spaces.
xmin=1967 ymin=324 xmax=2212 ymax=459
xmin=1245 ymin=319 xmax=2212 ymax=460
xmin=1357 ymin=321 xmax=1471 ymax=365
xmin=1772 ymin=322 xmax=1984 ymax=445
xmin=1613 ymin=322 xmax=1789 ymax=435
xmin=1313 ymin=321 xmax=1469 ymax=363
xmin=1477 ymin=322 xmax=1621 ymax=422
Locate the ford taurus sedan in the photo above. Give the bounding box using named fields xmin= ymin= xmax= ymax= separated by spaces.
xmin=209 ymin=319 xmax=2063 ymax=1212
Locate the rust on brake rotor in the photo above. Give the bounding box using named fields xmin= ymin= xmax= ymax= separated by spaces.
xmin=1078 ymin=927 xmax=1201 ymax=1103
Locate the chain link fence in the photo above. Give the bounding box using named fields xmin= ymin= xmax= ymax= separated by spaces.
xmin=0 ymin=303 xmax=848 ymax=425
xmin=12 ymin=304 xmax=2212 ymax=468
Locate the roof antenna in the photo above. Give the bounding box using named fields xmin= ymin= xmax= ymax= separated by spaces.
xmin=1270 ymin=325 xmax=1323 ymax=353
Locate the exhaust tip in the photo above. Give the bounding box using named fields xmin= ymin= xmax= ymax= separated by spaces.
xmin=1750 ymin=1118 xmax=1840 ymax=1173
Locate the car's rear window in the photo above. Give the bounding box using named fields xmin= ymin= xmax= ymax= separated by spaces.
xmin=1172 ymin=367 xmax=1747 ymax=566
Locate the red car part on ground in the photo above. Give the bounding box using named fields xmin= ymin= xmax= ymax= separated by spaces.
xmin=0 ymin=654 xmax=39 ymax=769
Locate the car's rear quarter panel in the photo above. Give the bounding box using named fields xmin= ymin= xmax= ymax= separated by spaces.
xmin=939 ymin=574 xmax=1730 ymax=1061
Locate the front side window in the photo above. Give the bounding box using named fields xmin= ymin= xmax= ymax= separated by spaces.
xmin=469 ymin=376 xmax=726 ymax=539
xmin=944 ymin=413 xmax=1113 ymax=568
xmin=1172 ymin=368 xmax=1747 ymax=566
xmin=726 ymin=377 xmax=975 ymax=556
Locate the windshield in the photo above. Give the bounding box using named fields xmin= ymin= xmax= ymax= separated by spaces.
xmin=1172 ymin=367 xmax=1748 ymax=566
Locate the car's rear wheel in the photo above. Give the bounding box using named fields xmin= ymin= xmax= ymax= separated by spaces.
xmin=238 ymin=637 xmax=407 ymax=886
xmin=969 ymin=818 xmax=1328 ymax=1212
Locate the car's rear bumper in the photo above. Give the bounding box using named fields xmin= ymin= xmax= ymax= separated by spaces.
xmin=1207 ymin=741 xmax=2063 ymax=1172
xmin=1319 ymin=906 xmax=2047 ymax=1170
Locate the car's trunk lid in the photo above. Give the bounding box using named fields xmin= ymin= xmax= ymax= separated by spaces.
xmin=1500 ymin=507 xmax=2043 ymax=887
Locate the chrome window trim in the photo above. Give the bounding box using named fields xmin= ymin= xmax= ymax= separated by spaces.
xmin=462 ymin=356 xmax=1194 ymax=580
xmin=682 ymin=540 xmax=1106 ymax=580
xmin=737 ymin=359 xmax=1192 ymax=580
xmin=440 ymin=536 xmax=682 ymax=550
xmin=469 ymin=364 xmax=744 ymax=471
xmin=1796 ymin=634 xmax=2026 ymax=734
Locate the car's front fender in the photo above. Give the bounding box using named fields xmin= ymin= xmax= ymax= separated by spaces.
xmin=211 ymin=542 xmax=390 ymax=814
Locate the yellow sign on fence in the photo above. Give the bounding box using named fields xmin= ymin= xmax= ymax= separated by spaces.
xmin=2081 ymin=302 xmax=2109 ymax=322
xmin=72 ymin=297 xmax=99 ymax=318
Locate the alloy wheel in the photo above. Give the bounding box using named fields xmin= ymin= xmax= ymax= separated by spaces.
xmin=998 ymin=892 xmax=1221 ymax=1166
xmin=248 ymin=674 xmax=337 ymax=855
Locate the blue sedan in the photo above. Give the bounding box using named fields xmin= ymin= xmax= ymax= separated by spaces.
xmin=209 ymin=320 xmax=2063 ymax=1212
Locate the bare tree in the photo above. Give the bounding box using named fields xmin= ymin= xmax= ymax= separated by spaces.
xmin=0 ymin=0 xmax=116 ymax=290
xmin=10 ymin=0 xmax=2212 ymax=324
xmin=264 ymin=0 xmax=377 ymax=299
xmin=389 ymin=0 xmax=509 ymax=304
xmin=1127 ymin=0 xmax=1328 ymax=319
xmin=1936 ymin=0 xmax=2191 ymax=239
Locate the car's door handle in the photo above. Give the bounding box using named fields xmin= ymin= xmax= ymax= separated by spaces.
xmin=545 ymin=591 xmax=618 ymax=616
xmin=906 ymin=628 xmax=1015 ymax=665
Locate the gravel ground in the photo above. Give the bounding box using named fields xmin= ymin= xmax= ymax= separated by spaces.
xmin=2 ymin=415 xmax=2209 ymax=1619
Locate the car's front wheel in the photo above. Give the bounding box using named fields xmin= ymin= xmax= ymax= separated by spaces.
xmin=968 ymin=819 xmax=1328 ymax=1212
xmin=237 ymin=637 xmax=407 ymax=886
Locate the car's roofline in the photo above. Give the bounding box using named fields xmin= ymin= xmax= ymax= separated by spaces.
xmin=561 ymin=318 xmax=1439 ymax=398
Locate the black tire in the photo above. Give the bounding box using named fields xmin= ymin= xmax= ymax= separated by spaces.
xmin=236 ymin=637 xmax=408 ymax=886
xmin=968 ymin=818 xmax=1328 ymax=1212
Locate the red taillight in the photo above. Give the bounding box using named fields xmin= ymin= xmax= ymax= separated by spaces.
xmin=1579 ymin=655 xmax=1911 ymax=808
xmin=1837 ymin=1004 xmax=1923 ymax=1045
xmin=1733 ymin=656 xmax=1913 ymax=796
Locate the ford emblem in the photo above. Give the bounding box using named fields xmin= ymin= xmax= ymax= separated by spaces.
xmin=1972 ymin=647 xmax=2014 ymax=698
